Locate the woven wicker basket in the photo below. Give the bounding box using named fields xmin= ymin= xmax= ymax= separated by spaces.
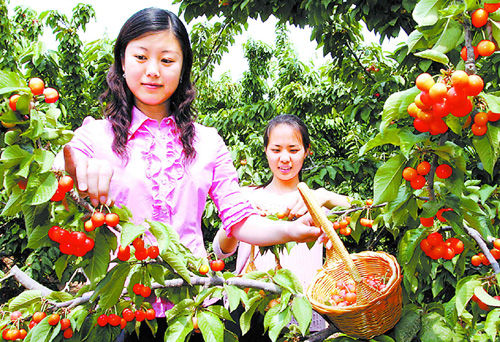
xmin=298 ymin=183 xmax=402 ymax=340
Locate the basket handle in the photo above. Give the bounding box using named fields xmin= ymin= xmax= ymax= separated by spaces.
xmin=298 ymin=182 xmax=362 ymax=283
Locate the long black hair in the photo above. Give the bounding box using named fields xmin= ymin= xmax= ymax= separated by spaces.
xmin=259 ymin=114 xmax=311 ymax=187
xmin=100 ymin=7 xmax=197 ymax=162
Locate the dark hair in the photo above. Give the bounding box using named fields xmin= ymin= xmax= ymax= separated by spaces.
xmin=263 ymin=114 xmax=310 ymax=151
xmin=260 ymin=114 xmax=310 ymax=187
xmin=100 ymin=7 xmax=197 ymax=162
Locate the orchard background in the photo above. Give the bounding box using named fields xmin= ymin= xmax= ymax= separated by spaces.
xmin=1 ymin=0 xmax=500 ymax=341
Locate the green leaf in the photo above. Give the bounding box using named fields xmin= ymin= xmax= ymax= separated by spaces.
xmin=483 ymin=92 xmax=500 ymax=113
xmin=148 ymin=263 xmax=166 ymax=286
xmin=373 ymin=154 xmax=406 ymax=204
xmin=240 ymin=300 xmax=261 ymax=335
xmin=162 ymin=251 xmax=191 ymax=284
xmin=24 ymin=316 xmax=54 ymax=342
xmin=94 ymin=263 xmax=131 ymax=309
xmin=419 ymin=311 xmax=453 ymax=342
xmin=223 ymin=284 xmax=246 ymax=312
xmin=484 ymin=309 xmax=500 ymax=341
xmin=432 ymin=19 xmax=463 ymax=54
xmin=147 ymin=220 xmax=171 ymax=254
xmin=399 ymin=228 xmax=427 ymax=266
xmin=394 ymin=308 xmax=421 ymax=342
xmin=164 ymin=315 xmax=193 ymax=342
xmin=291 ymin=296 xmax=312 ymax=336
xmin=84 ymin=233 xmax=112 ymax=284
xmin=46 ymin=291 xmax=74 ymax=302
xmin=264 ymin=304 xmax=292 ymax=342
xmin=0 ymin=70 xmax=26 ymax=89
xmin=413 ymin=0 xmax=442 ymax=27
xmin=380 ymin=87 xmax=420 ymax=132
xmin=120 ymin=222 xmax=146 ymax=247
xmin=34 ymin=149 xmax=56 ymax=174
xmin=1 ymin=145 xmax=31 ymax=168
xmin=28 ymin=172 xmax=58 ymax=205
xmin=359 ymin=128 xmax=401 ymax=156
xmin=26 ymin=224 xmax=51 ymax=249
xmin=55 ymin=254 xmax=70 ymax=280
xmin=1 ymin=190 xmax=23 ymax=216
xmin=407 ymin=30 xmax=427 ymax=53
xmin=199 ymin=310 xmax=225 ymax=342
xmin=272 ymin=269 xmax=302 ymax=294
xmin=399 ymin=130 xmax=430 ymax=158
xmin=9 ymin=290 xmax=42 ymax=311
xmin=472 ymin=124 xmax=500 ymax=177
xmin=414 ymin=49 xmax=449 ymax=65
xmin=205 ymin=305 xmax=233 ymax=321
xmin=455 ymin=276 xmax=482 ymax=316
xmin=165 ymin=299 xmax=195 ymax=323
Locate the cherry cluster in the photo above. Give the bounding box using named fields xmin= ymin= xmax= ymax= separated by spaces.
xmin=132 ymin=283 xmax=152 ymax=298
xmin=97 ymin=308 xmax=156 ymax=328
xmin=363 ymin=275 xmax=387 ymax=292
xmin=403 ymin=161 xmax=452 ymax=190
xmin=2 ymin=311 xmax=27 ymax=341
xmin=461 ymin=4 xmax=500 ymax=61
xmin=365 ymin=64 xmax=380 ymax=73
xmin=50 ymin=175 xmax=74 ymax=202
xmin=325 ymin=275 xmax=389 ymax=307
xmin=116 ymin=236 xmax=159 ymax=262
xmin=198 ymin=258 xmax=225 ymax=275
xmin=46 ymin=313 xmax=73 ymax=339
xmin=420 ymin=232 xmax=464 ymax=260
xmin=332 ymin=216 xmax=352 ymax=236
xmin=84 ymin=211 xmax=119 ymax=232
xmin=471 ymin=238 xmax=500 ymax=266
xmin=325 ymin=279 xmax=357 ymax=307
xmin=408 ymin=70 xmax=484 ymax=136
xmin=3 ymin=311 xmax=74 ymax=341
xmin=7 ymin=77 xmax=59 ymax=128
xmin=27 ymin=311 xmax=46 ymax=329
xmin=49 ymin=225 xmax=95 ymax=257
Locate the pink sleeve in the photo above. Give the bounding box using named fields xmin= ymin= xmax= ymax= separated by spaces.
xmin=208 ymin=135 xmax=256 ymax=237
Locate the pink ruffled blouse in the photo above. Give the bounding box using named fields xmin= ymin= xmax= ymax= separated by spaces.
xmin=63 ymin=107 xmax=256 ymax=257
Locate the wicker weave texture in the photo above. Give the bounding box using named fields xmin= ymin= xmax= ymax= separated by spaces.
xmin=306 ymin=251 xmax=402 ymax=339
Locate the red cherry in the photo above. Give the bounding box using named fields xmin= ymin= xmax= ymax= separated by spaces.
xmin=97 ymin=314 xmax=109 ymax=327
xmin=147 ymin=246 xmax=160 ymax=259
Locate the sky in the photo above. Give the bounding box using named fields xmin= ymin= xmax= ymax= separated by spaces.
xmin=8 ymin=0 xmax=404 ymax=80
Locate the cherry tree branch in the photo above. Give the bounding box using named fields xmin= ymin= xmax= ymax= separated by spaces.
xmin=462 ymin=18 xmax=477 ymax=75
xmin=464 ymin=225 xmax=500 ymax=274
xmin=1 ymin=265 xmax=52 ymax=296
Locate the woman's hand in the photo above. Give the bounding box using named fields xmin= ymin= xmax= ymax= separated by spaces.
xmin=231 ymin=214 xmax=322 ymax=246
xmin=63 ymin=145 xmax=114 ymax=206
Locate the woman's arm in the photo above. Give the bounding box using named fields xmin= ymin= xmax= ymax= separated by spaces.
xmin=230 ymin=214 xmax=322 ymax=246
xmin=213 ymin=228 xmax=239 ymax=259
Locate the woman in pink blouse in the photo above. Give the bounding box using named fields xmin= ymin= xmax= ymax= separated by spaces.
xmin=60 ymin=7 xmax=323 ymax=342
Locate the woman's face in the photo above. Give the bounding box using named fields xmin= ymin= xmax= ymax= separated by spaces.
xmin=122 ymin=30 xmax=183 ymax=119
xmin=265 ymin=124 xmax=308 ymax=183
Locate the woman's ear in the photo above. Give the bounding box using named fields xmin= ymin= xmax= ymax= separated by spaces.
xmin=305 ymin=144 xmax=311 ymax=158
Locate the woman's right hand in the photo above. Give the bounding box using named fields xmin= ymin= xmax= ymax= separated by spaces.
xmin=63 ymin=145 xmax=114 ymax=206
